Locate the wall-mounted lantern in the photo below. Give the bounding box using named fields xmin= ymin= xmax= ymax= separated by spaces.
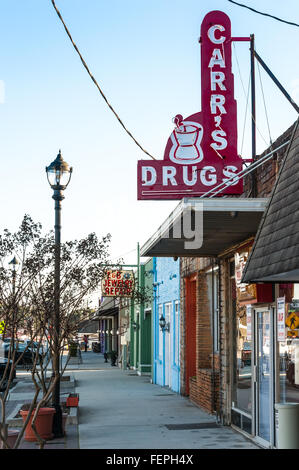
xmin=159 ymin=315 xmax=170 ymax=332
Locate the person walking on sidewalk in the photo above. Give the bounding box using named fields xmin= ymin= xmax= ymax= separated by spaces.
xmin=83 ymin=335 xmax=89 ymax=352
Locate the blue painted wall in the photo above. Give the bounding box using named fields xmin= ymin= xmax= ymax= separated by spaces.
xmin=153 ymin=257 xmax=180 ymax=393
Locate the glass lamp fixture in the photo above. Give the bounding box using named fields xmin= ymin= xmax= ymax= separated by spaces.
xmin=9 ymin=256 xmax=20 ymax=271
xmin=46 ymin=150 xmax=73 ymax=190
xmin=159 ymin=314 xmax=166 ymax=331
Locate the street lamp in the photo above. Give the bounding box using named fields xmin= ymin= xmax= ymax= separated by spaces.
xmin=9 ymin=256 xmax=19 ymax=342
xmin=9 ymin=256 xmax=19 ymax=296
xmin=46 ymin=150 xmax=72 ymax=438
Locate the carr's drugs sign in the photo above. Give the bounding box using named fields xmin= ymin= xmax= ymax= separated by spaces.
xmin=101 ymin=270 xmax=135 ymax=297
xmin=137 ymin=10 xmax=244 ymax=200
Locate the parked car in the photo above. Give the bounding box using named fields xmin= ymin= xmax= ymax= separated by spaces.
xmin=3 ymin=342 xmax=42 ymax=366
xmin=23 ymin=340 xmax=44 ymax=354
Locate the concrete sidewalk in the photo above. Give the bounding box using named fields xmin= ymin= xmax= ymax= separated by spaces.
xmin=69 ymin=351 xmax=259 ymax=450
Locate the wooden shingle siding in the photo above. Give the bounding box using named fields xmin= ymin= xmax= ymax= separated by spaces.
xmin=242 ymin=118 xmax=299 ymax=282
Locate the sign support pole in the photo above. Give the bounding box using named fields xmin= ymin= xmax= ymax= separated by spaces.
xmin=250 ymin=34 xmax=257 ymax=198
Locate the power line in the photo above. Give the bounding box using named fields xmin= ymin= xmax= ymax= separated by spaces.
xmin=50 ymin=0 xmax=157 ymax=161
xmin=227 ymin=0 xmax=299 ymax=28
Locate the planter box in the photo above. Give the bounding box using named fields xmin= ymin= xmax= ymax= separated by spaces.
xmin=66 ymin=393 xmax=79 ymax=407
xmin=0 ymin=429 xmax=20 ymax=449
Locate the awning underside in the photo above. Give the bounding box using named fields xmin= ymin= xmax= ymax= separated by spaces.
xmin=141 ymin=198 xmax=268 ymax=258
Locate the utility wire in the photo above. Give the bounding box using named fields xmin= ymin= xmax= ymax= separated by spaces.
xmin=50 ymin=0 xmax=157 ymax=161
xmin=227 ymin=0 xmax=299 ymax=28
xmin=257 ymin=60 xmax=273 ymax=149
xmin=232 ymin=42 xmax=269 ymax=150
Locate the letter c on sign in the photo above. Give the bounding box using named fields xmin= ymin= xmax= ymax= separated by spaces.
xmin=208 ymin=25 xmax=226 ymax=44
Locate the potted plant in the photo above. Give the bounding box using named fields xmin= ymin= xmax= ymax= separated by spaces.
xmin=68 ymin=341 xmax=78 ymax=357
xmin=66 ymin=393 xmax=79 ymax=407
xmin=20 ymin=405 xmax=56 ymax=442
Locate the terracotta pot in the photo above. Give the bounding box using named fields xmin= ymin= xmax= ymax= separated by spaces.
xmin=66 ymin=393 xmax=79 ymax=407
xmin=20 ymin=407 xmax=56 ymax=442
xmin=0 ymin=429 xmax=20 ymax=449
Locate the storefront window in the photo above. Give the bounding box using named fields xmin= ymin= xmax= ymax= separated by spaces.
xmin=231 ymin=257 xmax=252 ymax=432
xmin=235 ymin=304 xmax=252 ymax=414
xmin=276 ymin=288 xmax=299 ymax=405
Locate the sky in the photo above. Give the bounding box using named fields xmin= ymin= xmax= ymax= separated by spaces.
xmin=0 ymin=0 xmax=299 ymax=305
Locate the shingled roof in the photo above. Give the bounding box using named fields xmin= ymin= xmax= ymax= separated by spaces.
xmin=242 ymin=118 xmax=299 ymax=283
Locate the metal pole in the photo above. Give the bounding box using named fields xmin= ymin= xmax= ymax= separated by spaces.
xmin=250 ymin=34 xmax=257 ymax=197
xmin=254 ymin=50 xmax=299 ymax=114
xmin=137 ymin=242 xmax=140 ymax=287
xmin=12 ymin=266 xmax=16 ymax=343
xmin=52 ymin=189 xmax=63 ymax=437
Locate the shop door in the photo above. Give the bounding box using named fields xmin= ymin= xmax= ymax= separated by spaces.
xmin=254 ymin=309 xmax=274 ymax=446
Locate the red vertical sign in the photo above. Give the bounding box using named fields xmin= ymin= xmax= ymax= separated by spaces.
xmin=137 ymin=10 xmax=244 ymax=200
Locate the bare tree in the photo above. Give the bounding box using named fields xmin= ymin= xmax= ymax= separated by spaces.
xmin=0 ymin=215 xmax=111 ymax=448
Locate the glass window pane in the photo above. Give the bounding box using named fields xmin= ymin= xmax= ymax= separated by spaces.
xmin=276 ymin=297 xmax=299 ymax=404
xmin=233 ymin=298 xmax=252 ymax=415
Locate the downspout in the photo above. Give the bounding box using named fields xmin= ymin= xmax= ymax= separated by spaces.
xmin=211 ymin=258 xmax=216 ymax=414
xmin=217 ymin=258 xmax=223 ymax=424
xmin=153 ymin=257 xmax=157 ymax=384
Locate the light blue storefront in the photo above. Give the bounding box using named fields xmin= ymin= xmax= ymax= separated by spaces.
xmin=153 ymin=257 xmax=180 ymax=393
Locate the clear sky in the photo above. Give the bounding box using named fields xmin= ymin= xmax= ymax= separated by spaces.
xmin=0 ymin=0 xmax=298 ymax=303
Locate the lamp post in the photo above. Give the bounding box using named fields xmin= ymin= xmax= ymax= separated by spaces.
xmin=46 ymin=150 xmax=72 ymax=438
xmin=9 ymin=256 xmax=19 ymax=342
xmin=9 ymin=256 xmax=19 ymax=296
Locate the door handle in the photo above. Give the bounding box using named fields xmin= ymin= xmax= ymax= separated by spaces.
xmin=253 ymin=365 xmax=257 ymax=383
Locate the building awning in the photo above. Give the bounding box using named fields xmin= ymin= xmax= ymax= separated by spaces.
xmin=92 ymin=307 xmax=119 ymax=320
xmin=141 ymin=197 xmax=268 ymax=258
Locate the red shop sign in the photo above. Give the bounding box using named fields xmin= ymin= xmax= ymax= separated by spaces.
xmin=137 ymin=10 xmax=245 ymax=200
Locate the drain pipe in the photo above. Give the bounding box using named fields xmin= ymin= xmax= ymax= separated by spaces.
xmin=216 ymin=258 xmax=223 ymax=425
xmin=211 ymin=258 xmax=215 ymax=415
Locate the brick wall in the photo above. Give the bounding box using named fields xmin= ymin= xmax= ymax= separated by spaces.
xmin=189 ymin=369 xmax=220 ymax=414
xmin=196 ymin=271 xmax=212 ymax=369
xmin=180 ymin=257 xmax=219 ymax=413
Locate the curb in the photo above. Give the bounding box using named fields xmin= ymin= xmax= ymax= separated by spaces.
xmin=7 ymin=405 xmax=78 ymax=427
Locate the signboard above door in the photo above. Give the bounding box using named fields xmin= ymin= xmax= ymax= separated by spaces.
xmin=137 ymin=10 xmax=245 ymax=200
